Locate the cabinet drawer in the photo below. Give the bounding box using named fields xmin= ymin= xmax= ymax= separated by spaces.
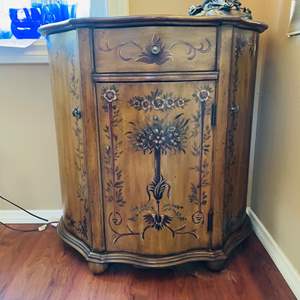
xmin=94 ymin=26 xmax=217 ymax=73
xmin=96 ymin=81 xmax=216 ymax=255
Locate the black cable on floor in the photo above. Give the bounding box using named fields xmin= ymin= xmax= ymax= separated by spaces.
xmin=0 ymin=194 xmax=60 ymax=233
xmin=0 ymin=194 xmax=49 ymax=222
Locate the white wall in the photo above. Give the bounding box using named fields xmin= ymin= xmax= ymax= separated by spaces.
xmin=0 ymin=64 xmax=62 ymax=210
xmin=251 ymin=0 xmax=300 ymax=274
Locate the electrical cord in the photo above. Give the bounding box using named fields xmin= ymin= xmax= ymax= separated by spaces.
xmin=0 ymin=194 xmax=49 ymax=222
xmin=0 ymin=194 xmax=59 ymax=233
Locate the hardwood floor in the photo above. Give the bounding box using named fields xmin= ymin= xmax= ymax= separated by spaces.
xmin=0 ymin=225 xmax=296 ymax=300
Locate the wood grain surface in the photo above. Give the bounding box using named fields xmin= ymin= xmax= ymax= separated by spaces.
xmin=94 ymin=26 xmax=216 ymax=73
xmin=47 ymin=30 xmax=92 ymax=246
xmin=96 ymin=81 xmax=215 ymax=255
xmin=39 ymin=16 xmax=268 ymax=37
xmin=0 ymin=226 xmax=295 ymax=300
xmin=46 ymin=20 xmax=268 ymax=271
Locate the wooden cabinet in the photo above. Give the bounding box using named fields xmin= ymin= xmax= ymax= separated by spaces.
xmin=41 ymin=15 xmax=267 ymax=273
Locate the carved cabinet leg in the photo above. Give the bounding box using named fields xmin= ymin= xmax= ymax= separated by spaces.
xmin=88 ymin=262 xmax=108 ymax=274
xmin=205 ymin=259 xmax=227 ymax=272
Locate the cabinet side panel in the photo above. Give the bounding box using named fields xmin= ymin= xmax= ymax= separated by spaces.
xmin=78 ymin=29 xmax=105 ymax=251
xmin=224 ymin=29 xmax=259 ymax=238
xmin=47 ymin=31 xmax=91 ymax=245
xmin=212 ymin=26 xmax=233 ymax=248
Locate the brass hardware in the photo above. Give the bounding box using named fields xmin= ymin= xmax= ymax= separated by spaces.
xmin=151 ymin=45 xmax=161 ymax=55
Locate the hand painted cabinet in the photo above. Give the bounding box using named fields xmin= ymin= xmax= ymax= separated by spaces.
xmin=41 ymin=11 xmax=267 ymax=273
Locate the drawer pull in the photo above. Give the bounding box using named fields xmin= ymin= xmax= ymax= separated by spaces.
xmin=72 ymin=107 xmax=82 ymax=120
xmin=151 ymin=45 xmax=161 ymax=55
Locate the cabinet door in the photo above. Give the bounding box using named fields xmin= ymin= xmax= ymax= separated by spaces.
xmin=97 ymin=81 xmax=215 ymax=255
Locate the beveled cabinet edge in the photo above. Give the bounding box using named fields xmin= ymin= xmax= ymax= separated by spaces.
xmin=40 ymin=16 xmax=268 ymax=36
xmin=57 ymin=216 xmax=252 ymax=268
xmin=92 ymin=71 xmax=219 ymax=83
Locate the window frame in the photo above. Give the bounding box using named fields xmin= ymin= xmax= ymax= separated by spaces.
xmin=289 ymin=0 xmax=300 ymax=37
xmin=0 ymin=0 xmax=129 ymax=64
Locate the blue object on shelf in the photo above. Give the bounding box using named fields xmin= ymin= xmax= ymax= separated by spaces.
xmin=41 ymin=3 xmax=61 ymax=24
xmin=31 ymin=2 xmax=43 ymax=10
xmin=0 ymin=31 xmax=12 ymax=39
xmin=60 ymin=3 xmax=77 ymax=20
xmin=9 ymin=8 xmax=42 ymax=39
xmin=0 ymin=5 xmax=13 ymax=39
xmin=42 ymin=2 xmax=77 ymax=25
xmin=8 ymin=1 xmax=77 ymax=39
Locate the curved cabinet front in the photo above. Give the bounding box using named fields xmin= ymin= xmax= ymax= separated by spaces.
xmin=96 ymin=81 xmax=215 ymax=255
xmin=44 ymin=17 xmax=267 ymax=273
xmin=93 ymin=26 xmax=217 ymax=73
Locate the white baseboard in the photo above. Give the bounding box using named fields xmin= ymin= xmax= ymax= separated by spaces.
xmin=0 ymin=209 xmax=62 ymax=224
xmin=247 ymin=207 xmax=300 ymax=299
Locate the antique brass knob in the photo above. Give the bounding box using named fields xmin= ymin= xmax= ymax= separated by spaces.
xmin=151 ymin=45 xmax=161 ymax=55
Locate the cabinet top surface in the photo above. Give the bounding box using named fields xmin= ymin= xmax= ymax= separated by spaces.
xmin=40 ymin=16 xmax=268 ymax=36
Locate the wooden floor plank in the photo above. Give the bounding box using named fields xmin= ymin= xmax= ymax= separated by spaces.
xmin=0 ymin=226 xmax=296 ymax=300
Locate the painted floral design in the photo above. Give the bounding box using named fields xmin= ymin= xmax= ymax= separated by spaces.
xmin=102 ymin=86 xmax=125 ymax=208
xmin=189 ymin=85 xmax=214 ymax=225
xmin=136 ymin=34 xmax=171 ymax=65
xmin=198 ymin=89 xmax=210 ymax=102
xmin=102 ymin=85 xmax=119 ymax=112
xmin=129 ymin=89 xmax=190 ymax=112
xmin=99 ymin=33 xmax=211 ymax=65
xmin=127 ymin=114 xmax=198 ymax=239
xmin=68 ymin=54 xmax=89 ymax=242
xmin=103 ymin=89 xmax=118 ymax=103
xmin=66 ymin=214 xmax=89 ymax=241
xmin=107 ymin=85 xmax=215 ymax=243
xmin=144 ymin=214 xmax=172 ymax=231
xmin=128 ymin=114 xmax=189 ymax=155
xmin=225 ymin=33 xmax=256 ymax=232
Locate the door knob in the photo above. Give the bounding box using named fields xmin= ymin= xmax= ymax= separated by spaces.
xmin=230 ymin=104 xmax=240 ymax=113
